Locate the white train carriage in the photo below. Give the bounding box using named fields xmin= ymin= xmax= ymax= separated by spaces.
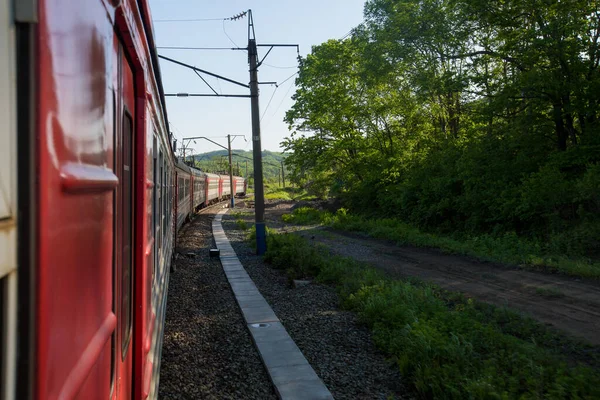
xmin=234 ymin=177 xmax=247 ymax=196
xmin=191 ymin=168 xmax=207 ymax=210
xmin=206 ymin=173 xmax=220 ymax=204
xmin=220 ymin=174 xmax=232 ymax=198
xmin=175 ymin=160 xmax=192 ymax=230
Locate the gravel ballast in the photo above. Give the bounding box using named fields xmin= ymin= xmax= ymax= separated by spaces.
xmin=223 ymin=206 xmax=411 ymax=400
xmin=159 ymin=209 xmax=276 ymax=399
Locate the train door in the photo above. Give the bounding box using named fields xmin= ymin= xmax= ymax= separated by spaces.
xmin=113 ymin=39 xmax=136 ymax=400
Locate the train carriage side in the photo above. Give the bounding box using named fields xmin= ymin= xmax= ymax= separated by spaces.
xmin=191 ymin=168 xmax=207 ymax=210
xmin=220 ymin=174 xmax=232 ymax=199
xmin=5 ymin=0 xmax=177 ymax=399
xmin=175 ymin=160 xmax=192 ymax=230
xmin=234 ymin=176 xmax=246 ymax=196
xmin=205 ymin=173 xmax=220 ymax=205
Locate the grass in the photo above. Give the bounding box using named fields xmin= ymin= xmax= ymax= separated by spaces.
xmin=231 ymin=211 xmax=251 ymax=231
xmin=535 ymin=286 xmax=566 ymax=298
xmin=264 ymin=189 xmax=293 ymax=200
xmin=263 ymin=232 xmax=600 ymax=399
xmin=282 ymin=207 xmax=600 ymax=279
xmin=257 ymin=184 xmax=318 ymax=201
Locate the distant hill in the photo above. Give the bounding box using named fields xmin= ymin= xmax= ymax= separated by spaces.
xmin=183 ymin=150 xmax=288 ymax=185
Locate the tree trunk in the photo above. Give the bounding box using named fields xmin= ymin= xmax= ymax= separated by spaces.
xmin=553 ymin=103 xmax=568 ymax=151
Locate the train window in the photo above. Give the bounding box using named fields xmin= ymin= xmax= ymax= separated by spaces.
xmin=157 ymin=150 xmax=163 ymax=261
xmin=152 ymin=137 xmax=157 ymax=279
xmin=110 ymin=90 xmax=116 ymax=397
xmin=163 ymin=158 xmax=167 ymax=237
xmin=121 ymin=112 xmax=134 ymax=359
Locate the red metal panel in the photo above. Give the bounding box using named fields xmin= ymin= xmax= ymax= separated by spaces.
xmin=113 ymin=3 xmax=155 ymax=398
xmin=34 ymin=0 xmax=171 ymax=398
xmin=37 ymin=0 xmax=116 ymax=397
xmin=112 ymin=42 xmax=136 ymax=400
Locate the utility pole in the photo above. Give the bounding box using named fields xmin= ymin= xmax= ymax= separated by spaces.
xmin=161 ymin=10 xmax=298 ymax=255
xmin=237 ymin=161 xmax=240 ymax=176
xmin=245 ymin=160 xmax=248 ymax=178
xmin=281 ymin=161 xmax=286 ymax=188
xmin=227 ymin=134 xmax=235 ymax=209
xmin=248 ymin=19 xmax=267 ymax=255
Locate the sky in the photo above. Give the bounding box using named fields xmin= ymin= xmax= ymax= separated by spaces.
xmin=148 ymin=0 xmax=366 ymax=155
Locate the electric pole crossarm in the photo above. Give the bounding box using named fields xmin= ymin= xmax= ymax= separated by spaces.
xmin=158 ymin=54 xmax=250 ymax=88
xmin=193 ymin=70 xmax=219 ymax=95
xmin=253 ymin=44 xmax=300 ymax=70
xmin=257 ymin=46 xmax=274 ymax=68
xmin=257 ymin=44 xmax=300 ymax=48
xmin=183 ymin=136 xmax=228 ymax=151
xmin=166 ymin=93 xmax=251 ymax=98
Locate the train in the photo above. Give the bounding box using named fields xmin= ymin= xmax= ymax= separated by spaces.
xmin=175 ymin=159 xmax=247 ymax=231
xmin=0 ymin=0 xmax=245 ymax=399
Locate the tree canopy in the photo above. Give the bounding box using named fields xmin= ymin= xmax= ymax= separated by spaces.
xmin=283 ymin=0 xmax=600 ymax=253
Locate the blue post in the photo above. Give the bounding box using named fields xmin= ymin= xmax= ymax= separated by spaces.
xmin=255 ymin=222 xmax=267 ymax=255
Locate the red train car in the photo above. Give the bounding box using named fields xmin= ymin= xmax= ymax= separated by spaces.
xmin=1 ymin=1 xmax=249 ymax=398
xmin=1 ymin=0 xmax=175 ymax=398
xmin=174 ymin=163 xmax=246 ymax=225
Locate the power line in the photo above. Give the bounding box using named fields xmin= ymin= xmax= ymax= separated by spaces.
xmin=279 ymin=72 xmax=298 ymax=86
xmin=222 ymin=19 xmax=240 ymax=48
xmin=263 ymin=78 xmax=296 ymax=127
xmin=216 ymin=77 xmax=222 ymax=95
xmin=168 ymin=121 xmax=183 ymax=139
xmin=263 ymin=63 xmax=298 ymax=69
xmin=157 ymin=46 xmax=244 ymax=50
xmin=153 ymin=17 xmax=226 ymax=22
xmin=261 ymin=86 xmax=279 ymax=121
xmin=340 ymin=22 xmax=365 ymax=40
xmin=340 ymin=29 xmax=353 ymax=40
xmin=259 ymin=71 xmax=297 ymax=122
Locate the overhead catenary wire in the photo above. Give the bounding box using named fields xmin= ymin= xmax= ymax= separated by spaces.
xmin=279 ymin=71 xmax=298 ymax=86
xmin=153 ymin=17 xmax=227 ymax=22
xmin=157 ymin=46 xmax=245 ymax=51
xmin=262 ymin=77 xmax=296 ymax=128
xmin=262 ymin=63 xmax=298 ymax=69
xmin=261 ymin=71 xmax=297 ymax=122
xmin=260 ymin=85 xmax=279 ymax=121
xmin=340 ymin=29 xmax=353 ymax=40
xmin=222 ymin=19 xmax=240 ymax=48
xmin=168 ymin=121 xmax=184 ymax=141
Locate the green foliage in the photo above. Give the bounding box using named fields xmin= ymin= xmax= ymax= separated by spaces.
xmin=231 ymin=211 xmax=251 ymax=231
xmin=189 ymin=150 xmax=288 ymax=185
xmin=264 ymin=233 xmax=600 ymax=399
xmin=281 ymin=207 xmax=322 ymax=224
xmin=282 ymin=207 xmax=600 ymax=278
xmin=246 ymin=224 xmax=277 ymax=245
xmin=264 ymin=234 xmax=326 ymax=279
xmin=535 ymin=287 xmax=565 ymax=299
xmin=282 ymin=0 xmax=600 ymax=260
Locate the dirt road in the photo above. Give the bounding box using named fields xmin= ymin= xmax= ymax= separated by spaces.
xmin=256 ymin=201 xmax=600 ymax=346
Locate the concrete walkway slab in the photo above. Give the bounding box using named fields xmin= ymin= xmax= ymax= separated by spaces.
xmin=213 ymin=210 xmax=334 ymax=400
